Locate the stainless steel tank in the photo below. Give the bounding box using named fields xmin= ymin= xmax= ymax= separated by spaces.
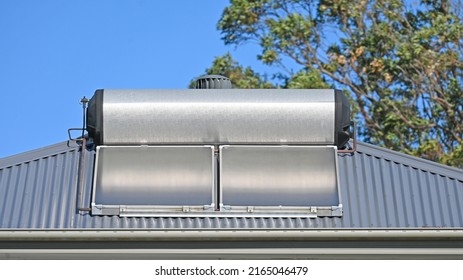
xmin=87 ymin=89 xmax=351 ymax=148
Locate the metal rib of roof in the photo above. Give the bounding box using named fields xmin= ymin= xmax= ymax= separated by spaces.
xmin=0 ymin=141 xmax=462 ymax=229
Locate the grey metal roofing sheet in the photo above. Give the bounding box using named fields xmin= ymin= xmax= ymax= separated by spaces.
xmin=0 ymin=141 xmax=462 ymax=229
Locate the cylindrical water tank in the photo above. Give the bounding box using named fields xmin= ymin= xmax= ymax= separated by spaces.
xmin=87 ymin=89 xmax=351 ymax=148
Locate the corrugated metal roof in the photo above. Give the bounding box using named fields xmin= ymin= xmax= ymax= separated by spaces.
xmin=1 ymin=141 xmax=462 ymax=229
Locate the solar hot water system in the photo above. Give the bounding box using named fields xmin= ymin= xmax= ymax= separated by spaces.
xmin=79 ymin=75 xmax=353 ymax=217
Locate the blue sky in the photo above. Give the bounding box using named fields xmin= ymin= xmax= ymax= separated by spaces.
xmin=0 ymin=0 xmax=277 ymax=158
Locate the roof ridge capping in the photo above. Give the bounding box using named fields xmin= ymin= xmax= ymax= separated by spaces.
xmin=1 ymin=140 xmax=462 ymax=182
xmin=0 ymin=141 xmax=78 ymax=169
xmin=356 ymin=141 xmax=463 ymax=182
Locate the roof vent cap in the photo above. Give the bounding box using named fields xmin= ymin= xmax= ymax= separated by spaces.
xmin=195 ymin=75 xmax=232 ymax=89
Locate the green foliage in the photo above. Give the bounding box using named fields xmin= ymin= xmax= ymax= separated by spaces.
xmin=285 ymin=70 xmax=331 ymax=89
xmin=200 ymin=0 xmax=463 ymax=168
xmin=193 ymin=53 xmax=331 ymax=90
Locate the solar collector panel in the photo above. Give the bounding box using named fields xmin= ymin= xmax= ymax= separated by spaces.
xmin=92 ymin=146 xmax=215 ymax=215
xmin=219 ymin=146 xmax=341 ymax=214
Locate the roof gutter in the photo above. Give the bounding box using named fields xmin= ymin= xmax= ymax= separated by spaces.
xmin=2 ymin=229 xmax=463 ymax=241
